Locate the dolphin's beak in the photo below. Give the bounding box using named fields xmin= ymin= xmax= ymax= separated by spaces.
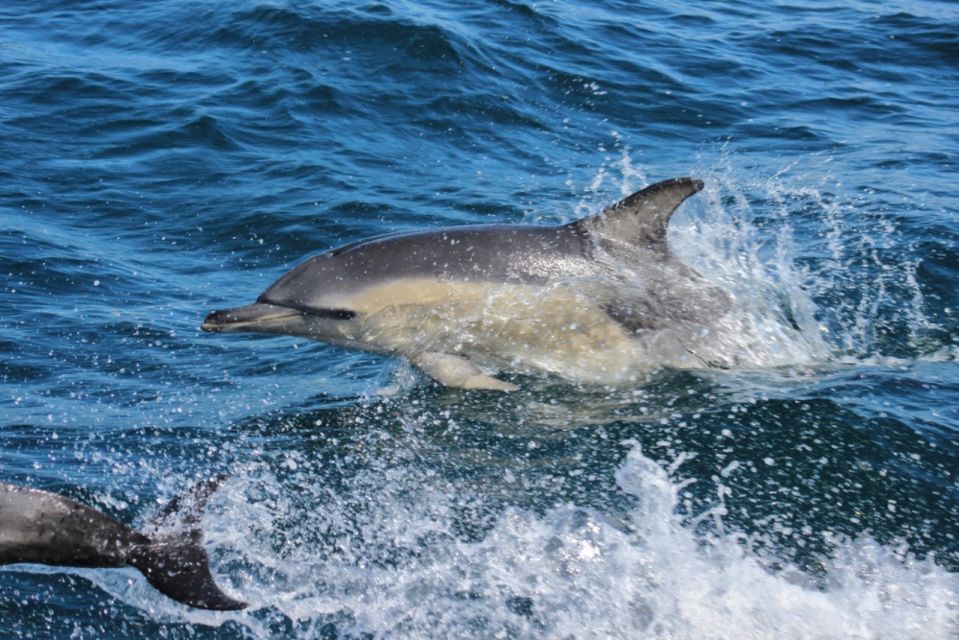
xmin=201 ymin=302 xmax=301 ymax=332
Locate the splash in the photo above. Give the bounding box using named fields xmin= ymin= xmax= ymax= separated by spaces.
xmin=575 ymin=143 xmax=948 ymax=372
xmin=81 ymin=442 xmax=958 ymax=638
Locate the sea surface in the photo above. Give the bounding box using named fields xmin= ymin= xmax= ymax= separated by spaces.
xmin=1 ymin=0 xmax=958 ymax=638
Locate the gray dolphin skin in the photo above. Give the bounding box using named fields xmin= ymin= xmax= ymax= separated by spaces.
xmin=0 ymin=477 xmax=245 ymax=610
xmin=203 ymin=177 xmax=728 ymax=390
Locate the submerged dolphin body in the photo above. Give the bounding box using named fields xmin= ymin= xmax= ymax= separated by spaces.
xmin=203 ymin=177 xmax=728 ymax=390
xmin=0 ymin=477 xmax=245 ymax=610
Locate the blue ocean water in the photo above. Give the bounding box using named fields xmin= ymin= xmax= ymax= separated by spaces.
xmin=2 ymin=0 xmax=958 ymax=637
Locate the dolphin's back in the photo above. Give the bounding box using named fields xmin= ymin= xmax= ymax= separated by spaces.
xmin=262 ymin=178 xmax=708 ymax=314
xmin=339 ymin=224 xmax=591 ymax=280
xmin=261 ymin=224 xmax=594 ymax=310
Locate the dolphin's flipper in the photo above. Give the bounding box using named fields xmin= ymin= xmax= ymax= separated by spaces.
xmin=132 ymin=477 xmax=246 ymax=611
xmin=411 ymin=353 xmax=518 ymax=392
xmin=569 ymin=177 xmax=704 ymax=249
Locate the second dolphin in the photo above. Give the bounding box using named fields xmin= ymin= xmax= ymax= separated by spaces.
xmin=0 ymin=477 xmax=245 ymax=610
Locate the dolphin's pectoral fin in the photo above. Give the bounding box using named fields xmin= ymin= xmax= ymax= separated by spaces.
xmin=410 ymin=353 xmax=518 ymax=392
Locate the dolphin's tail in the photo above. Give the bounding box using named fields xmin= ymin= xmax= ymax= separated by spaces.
xmin=130 ymin=534 xmax=246 ymax=610
xmin=130 ymin=476 xmax=246 ymax=611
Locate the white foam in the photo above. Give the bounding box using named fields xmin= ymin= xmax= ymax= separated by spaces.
xmin=77 ymin=443 xmax=955 ymax=638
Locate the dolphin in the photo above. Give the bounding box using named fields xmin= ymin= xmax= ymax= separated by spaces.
xmin=0 ymin=476 xmax=245 ymax=610
xmin=202 ymin=177 xmax=728 ymax=390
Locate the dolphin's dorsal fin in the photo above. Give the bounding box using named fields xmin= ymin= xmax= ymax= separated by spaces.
xmin=150 ymin=474 xmax=227 ymax=530
xmin=568 ymin=177 xmax=704 ymax=249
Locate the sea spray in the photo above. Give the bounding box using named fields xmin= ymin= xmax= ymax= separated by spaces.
xmin=76 ymin=439 xmax=958 ymax=638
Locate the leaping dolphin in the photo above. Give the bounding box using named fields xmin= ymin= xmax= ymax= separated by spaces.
xmin=0 ymin=477 xmax=245 ymax=610
xmin=203 ymin=177 xmax=728 ymax=390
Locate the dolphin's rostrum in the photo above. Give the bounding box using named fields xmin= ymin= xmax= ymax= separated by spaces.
xmin=0 ymin=476 xmax=245 ymax=610
xmin=203 ymin=177 xmax=728 ymax=390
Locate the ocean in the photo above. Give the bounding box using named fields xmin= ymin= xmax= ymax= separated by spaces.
xmin=1 ymin=0 xmax=957 ymax=637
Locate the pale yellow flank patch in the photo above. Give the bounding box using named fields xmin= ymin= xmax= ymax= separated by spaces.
xmin=326 ymin=277 xmax=656 ymax=382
